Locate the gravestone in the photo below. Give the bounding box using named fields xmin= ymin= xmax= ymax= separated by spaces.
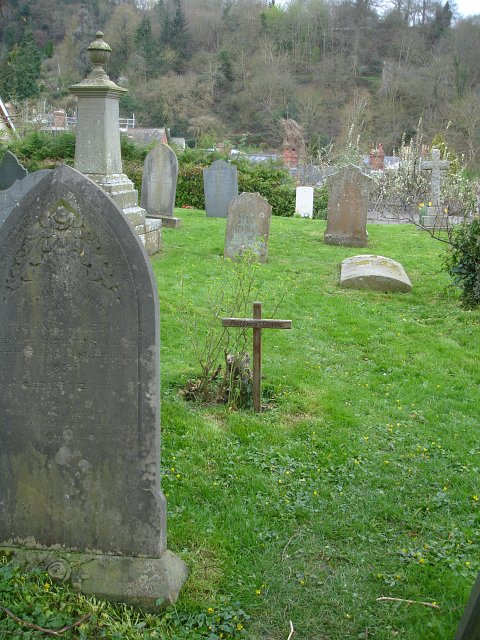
xmin=224 ymin=192 xmax=272 ymax=263
xmin=324 ymin=164 xmax=372 ymax=247
xmin=420 ymin=148 xmax=450 ymax=230
xmin=0 ymin=170 xmax=51 ymax=228
xmin=0 ymin=151 xmax=28 ymax=190
xmin=0 ymin=164 xmax=188 ymax=610
xmin=340 ymin=255 xmax=412 ymax=292
xmin=295 ymin=186 xmax=314 ymax=218
xmin=298 ymin=165 xmax=321 ymax=186
xmin=141 ymin=143 xmax=181 ymax=228
xmin=203 ymin=160 xmax=238 ymax=218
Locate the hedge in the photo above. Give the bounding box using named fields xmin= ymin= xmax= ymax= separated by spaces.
xmin=1 ymin=132 xmax=329 ymax=218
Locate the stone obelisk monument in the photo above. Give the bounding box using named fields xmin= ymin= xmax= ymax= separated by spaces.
xmin=70 ymin=32 xmax=162 ymax=255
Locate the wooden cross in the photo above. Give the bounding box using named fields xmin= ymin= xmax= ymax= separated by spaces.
xmin=420 ymin=148 xmax=450 ymax=207
xmin=221 ymin=301 xmax=292 ymax=412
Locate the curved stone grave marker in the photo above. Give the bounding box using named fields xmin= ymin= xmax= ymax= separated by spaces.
xmin=340 ymin=255 xmax=412 ymax=292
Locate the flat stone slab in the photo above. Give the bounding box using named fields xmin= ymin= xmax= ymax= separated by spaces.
xmin=340 ymin=255 xmax=412 ymax=292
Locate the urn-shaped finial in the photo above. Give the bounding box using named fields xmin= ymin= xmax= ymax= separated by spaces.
xmin=87 ymin=31 xmax=111 ymax=74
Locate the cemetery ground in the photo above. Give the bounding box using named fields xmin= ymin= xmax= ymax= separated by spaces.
xmin=1 ymin=212 xmax=479 ymax=640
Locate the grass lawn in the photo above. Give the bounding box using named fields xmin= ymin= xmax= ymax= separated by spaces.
xmin=1 ymin=211 xmax=479 ymax=639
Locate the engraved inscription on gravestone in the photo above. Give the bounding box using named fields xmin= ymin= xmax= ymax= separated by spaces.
xmin=203 ymin=159 xmax=238 ymax=218
xmin=0 ymin=164 xmax=187 ymax=609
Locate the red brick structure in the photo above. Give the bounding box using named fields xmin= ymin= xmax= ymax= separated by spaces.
xmin=369 ymin=143 xmax=385 ymax=170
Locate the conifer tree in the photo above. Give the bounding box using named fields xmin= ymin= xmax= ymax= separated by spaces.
xmin=170 ymin=0 xmax=190 ymax=68
xmin=0 ymin=31 xmax=41 ymax=101
xmin=134 ymin=16 xmax=156 ymax=79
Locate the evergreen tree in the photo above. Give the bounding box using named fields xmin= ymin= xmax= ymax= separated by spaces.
xmin=16 ymin=31 xmax=42 ymax=100
xmin=170 ymin=0 xmax=190 ymax=67
xmin=134 ymin=16 xmax=156 ymax=79
xmin=156 ymin=0 xmax=172 ymax=50
xmin=0 ymin=31 xmax=41 ymax=101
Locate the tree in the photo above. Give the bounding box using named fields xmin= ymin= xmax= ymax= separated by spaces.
xmin=134 ymin=16 xmax=156 ymax=79
xmin=0 ymin=31 xmax=42 ymax=101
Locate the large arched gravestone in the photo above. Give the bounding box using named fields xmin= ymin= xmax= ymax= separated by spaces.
xmin=0 ymin=165 xmax=187 ymax=609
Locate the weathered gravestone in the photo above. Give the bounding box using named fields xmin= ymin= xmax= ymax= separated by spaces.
xmin=0 ymin=164 xmax=188 ymax=610
xmin=141 ymin=143 xmax=181 ymax=228
xmin=0 ymin=151 xmax=28 ymax=190
xmin=203 ymin=160 xmax=238 ymax=218
xmin=340 ymin=255 xmax=412 ymax=292
xmin=324 ymin=164 xmax=372 ymax=247
xmin=298 ymin=164 xmax=321 ymax=187
xmin=295 ymin=186 xmax=314 ymax=218
xmin=224 ymin=192 xmax=272 ymax=263
xmin=0 ymin=170 xmax=51 ymax=228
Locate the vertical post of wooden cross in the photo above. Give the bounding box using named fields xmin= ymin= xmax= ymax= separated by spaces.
xmin=252 ymin=302 xmax=262 ymax=412
xmin=222 ymin=302 xmax=292 ymax=413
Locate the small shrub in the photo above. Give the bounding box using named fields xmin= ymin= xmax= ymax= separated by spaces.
xmin=177 ymin=164 xmax=206 ymax=209
xmin=2 ymin=130 xmax=76 ymax=171
xmin=445 ymin=218 xmax=480 ymax=307
xmin=313 ymin=185 xmax=328 ymax=219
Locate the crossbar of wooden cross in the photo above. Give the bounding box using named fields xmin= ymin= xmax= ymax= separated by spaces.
xmin=221 ymin=301 xmax=292 ymax=412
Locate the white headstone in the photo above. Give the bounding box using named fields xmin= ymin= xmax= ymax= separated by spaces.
xmin=295 ymin=186 xmax=314 ymax=218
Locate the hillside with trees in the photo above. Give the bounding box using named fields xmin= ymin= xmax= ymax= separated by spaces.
xmin=1 ymin=0 xmax=480 ymax=167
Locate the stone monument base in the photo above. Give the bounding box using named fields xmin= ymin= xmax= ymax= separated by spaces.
xmin=87 ymin=173 xmax=162 ymax=255
xmin=1 ymin=546 xmax=188 ymax=612
xmin=421 ymin=206 xmax=448 ymax=231
xmin=324 ymin=232 xmax=368 ymax=248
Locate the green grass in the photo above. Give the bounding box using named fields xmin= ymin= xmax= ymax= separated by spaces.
xmin=2 ymin=212 xmax=479 ymax=639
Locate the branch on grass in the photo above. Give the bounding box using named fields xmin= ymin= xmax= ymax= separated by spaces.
xmin=287 ymin=619 xmax=295 ymax=640
xmin=0 ymin=606 xmax=91 ymax=636
xmin=376 ymin=596 xmax=440 ymax=609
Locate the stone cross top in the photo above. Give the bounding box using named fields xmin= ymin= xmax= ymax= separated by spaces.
xmin=420 ymin=148 xmax=450 ymax=207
